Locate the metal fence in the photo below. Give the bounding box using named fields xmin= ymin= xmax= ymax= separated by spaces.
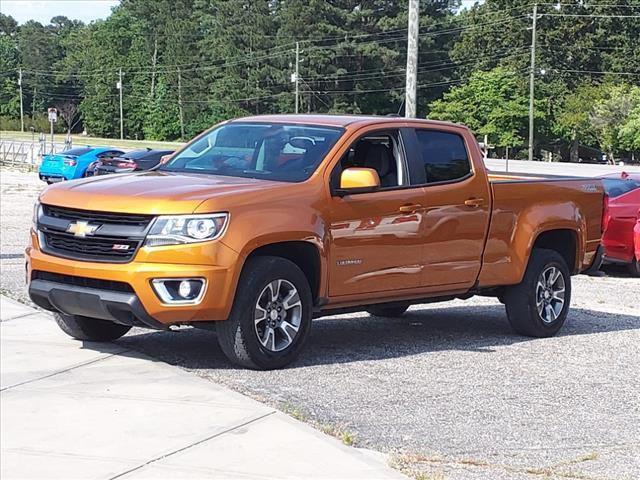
xmin=0 ymin=135 xmax=72 ymax=167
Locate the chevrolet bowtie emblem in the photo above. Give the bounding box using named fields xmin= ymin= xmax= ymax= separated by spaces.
xmin=66 ymin=220 xmax=99 ymax=237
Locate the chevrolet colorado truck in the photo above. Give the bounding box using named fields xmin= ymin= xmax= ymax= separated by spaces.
xmin=27 ymin=115 xmax=604 ymax=369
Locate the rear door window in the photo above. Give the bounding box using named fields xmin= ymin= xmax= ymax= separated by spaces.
xmin=414 ymin=130 xmax=471 ymax=184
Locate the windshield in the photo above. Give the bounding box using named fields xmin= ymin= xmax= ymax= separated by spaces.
xmin=602 ymin=178 xmax=640 ymax=198
xmin=160 ymin=122 xmax=344 ymax=182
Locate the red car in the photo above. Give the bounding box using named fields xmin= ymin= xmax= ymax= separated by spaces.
xmin=634 ymin=211 xmax=640 ymax=276
xmin=601 ymin=172 xmax=640 ymax=276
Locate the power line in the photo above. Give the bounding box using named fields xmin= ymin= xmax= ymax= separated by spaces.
xmin=539 ymin=44 xmax=638 ymax=51
xmin=541 ymin=13 xmax=640 ymax=17
xmin=537 ymin=3 xmax=640 ymax=8
xmin=305 ymin=49 xmax=530 ymax=84
xmin=555 ymin=68 xmax=640 ymax=76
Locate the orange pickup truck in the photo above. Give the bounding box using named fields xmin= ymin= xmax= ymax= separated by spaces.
xmin=27 ymin=115 xmax=604 ymax=369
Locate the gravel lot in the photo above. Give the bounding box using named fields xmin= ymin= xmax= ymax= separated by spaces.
xmin=2 ymin=167 xmax=639 ymax=480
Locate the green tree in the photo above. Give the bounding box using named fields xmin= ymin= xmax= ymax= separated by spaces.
xmin=428 ymin=67 xmax=530 ymax=151
xmin=68 ymin=7 xmax=149 ymax=137
xmin=0 ymin=14 xmax=20 ymax=119
xmin=591 ymin=83 xmax=640 ymax=161
xmin=143 ymin=79 xmax=181 ymax=140
xmin=619 ymin=104 xmax=640 ymax=157
xmin=553 ymin=82 xmax=601 ymax=162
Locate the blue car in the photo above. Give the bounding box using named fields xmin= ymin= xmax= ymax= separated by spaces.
xmin=38 ymin=146 xmax=125 ymax=184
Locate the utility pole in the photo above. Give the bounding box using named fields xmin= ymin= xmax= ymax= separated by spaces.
xmin=118 ymin=68 xmax=124 ymax=140
xmin=528 ymin=4 xmax=538 ymax=162
xmin=177 ymin=68 xmax=185 ymax=140
xmin=18 ymin=68 xmax=24 ymax=132
xmin=295 ymin=41 xmax=300 ymax=114
xmin=405 ymin=0 xmax=420 ymax=118
xmin=150 ymin=36 xmax=158 ymax=97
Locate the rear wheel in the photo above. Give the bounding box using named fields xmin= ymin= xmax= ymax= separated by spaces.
xmin=216 ymin=256 xmax=313 ymax=370
xmin=366 ymin=304 xmax=409 ymax=318
xmin=628 ymin=258 xmax=640 ymax=277
xmin=504 ymin=249 xmax=571 ymax=337
xmin=54 ymin=312 xmax=131 ymax=341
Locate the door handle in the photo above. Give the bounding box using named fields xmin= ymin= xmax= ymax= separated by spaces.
xmin=399 ymin=204 xmax=422 ymax=213
xmin=464 ymin=198 xmax=484 ymax=208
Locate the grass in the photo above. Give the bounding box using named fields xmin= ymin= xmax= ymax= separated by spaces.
xmin=279 ymin=402 xmax=357 ymax=447
xmin=390 ymin=454 xmax=447 ymax=480
xmin=390 ymin=451 xmax=605 ymax=480
xmin=0 ymin=130 xmax=185 ymax=150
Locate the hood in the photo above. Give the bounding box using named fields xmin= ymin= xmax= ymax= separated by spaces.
xmin=40 ymin=171 xmax=283 ymax=215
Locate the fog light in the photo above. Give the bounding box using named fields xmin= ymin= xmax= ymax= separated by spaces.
xmin=151 ymin=278 xmax=206 ymax=304
xmin=179 ymin=280 xmax=193 ymax=298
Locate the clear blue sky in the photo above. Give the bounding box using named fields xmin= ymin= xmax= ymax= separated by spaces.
xmin=1 ymin=0 xmax=481 ymax=25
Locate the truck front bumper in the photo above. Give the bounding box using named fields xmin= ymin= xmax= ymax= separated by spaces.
xmin=29 ymin=278 xmax=168 ymax=330
xmin=26 ymin=230 xmax=242 ymax=327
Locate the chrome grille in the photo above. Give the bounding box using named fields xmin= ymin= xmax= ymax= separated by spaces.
xmin=38 ymin=204 xmax=153 ymax=263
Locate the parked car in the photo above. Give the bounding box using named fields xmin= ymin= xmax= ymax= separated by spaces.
xmin=600 ymin=172 xmax=640 ymax=276
xmin=95 ymin=149 xmax=174 ymax=175
xmin=28 ymin=115 xmax=605 ymax=369
xmin=85 ymin=151 xmax=125 ymax=177
xmin=633 ymin=210 xmax=640 ymax=276
xmin=38 ymin=147 xmax=125 ymax=183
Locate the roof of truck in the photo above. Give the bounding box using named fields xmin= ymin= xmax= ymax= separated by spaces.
xmin=231 ymin=114 xmax=464 ymax=129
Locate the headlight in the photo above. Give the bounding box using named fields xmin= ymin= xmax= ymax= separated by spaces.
xmin=32 ymin=201 xmax=41 ymax=226
xmin=144 ymin=213 xmax=228 ymax=247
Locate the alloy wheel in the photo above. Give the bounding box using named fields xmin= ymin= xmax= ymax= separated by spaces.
xmin=254 ymin=279 xmax=302 ymax=352
xmin=536 ymin=266 xmax=566 ymax=324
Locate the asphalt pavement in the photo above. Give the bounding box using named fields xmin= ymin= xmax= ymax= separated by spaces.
xmin=1 ymin=167 xmax=639 ymax=480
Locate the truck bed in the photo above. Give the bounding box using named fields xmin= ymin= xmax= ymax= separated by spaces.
xmin=478 ymin=174 xmax=604 ymax=287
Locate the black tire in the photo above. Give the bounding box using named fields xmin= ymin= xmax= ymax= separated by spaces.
xmin=504 ymin=248 xmax=571 ymax=337
xmin=216 ymin=256 xmax=313 ymax=370
xmin=366 ymin=304 xmax=409 ymax=317
xmin=627 ymin=258 xmax=640 ymax=277
xmin=54 ymin=312 xmax=131 ymax=341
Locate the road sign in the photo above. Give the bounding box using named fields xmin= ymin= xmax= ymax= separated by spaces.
xmin=48 ymin=108 xmax=57 ymax=123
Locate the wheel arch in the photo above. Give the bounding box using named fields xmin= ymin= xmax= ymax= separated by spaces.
xmin=242 ymin=240 xmax=324 ymax=305
xmin=531 ymin=228 xmax=579 ymax=274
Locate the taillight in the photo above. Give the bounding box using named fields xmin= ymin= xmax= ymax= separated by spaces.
xmin=116 ymin=161 xmax=137 ymax=169
xmin=602 ymin=194 xmax=610 ymax=233
xmin=63 ymin=159 xmax=77 ymax=166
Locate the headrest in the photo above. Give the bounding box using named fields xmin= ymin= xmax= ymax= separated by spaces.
xmin=364 ymin=143 xmax=392 ymax=177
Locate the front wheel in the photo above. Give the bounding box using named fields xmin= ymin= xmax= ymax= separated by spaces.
xmin=54 ymin=312 xmax=131 ymax=341
xmin=216 ymin=256 xmax=313 ymax=370
xmin=504 ymin=249 xmax=571 ymax=337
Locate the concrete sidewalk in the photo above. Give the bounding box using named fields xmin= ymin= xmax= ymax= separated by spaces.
xmin=0 ymin=296 xmax=405 ymax=480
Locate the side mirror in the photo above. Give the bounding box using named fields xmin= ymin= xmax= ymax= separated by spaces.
xmin=159 ymin=155 xmax=172 ymax=165
xmin=337 ymin=167 xmax=380 ymax=195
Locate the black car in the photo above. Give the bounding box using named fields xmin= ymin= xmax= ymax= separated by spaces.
xmin=95 ymin=149 xmax=174 ymax=175
xmin=85 ymin=150 xmax=125 ymax=177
